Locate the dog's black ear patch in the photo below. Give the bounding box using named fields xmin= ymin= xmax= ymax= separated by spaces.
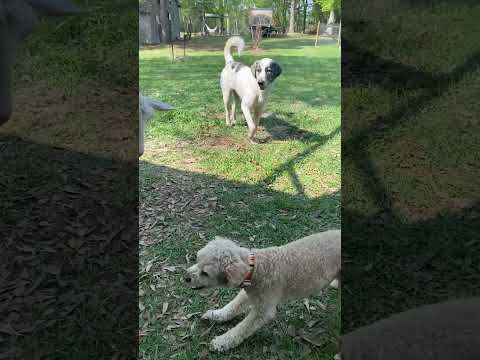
xmin=271 ymin=62 xmax=282 ymax=79
xmin=251 ymin=61 xmax=259 ymax=78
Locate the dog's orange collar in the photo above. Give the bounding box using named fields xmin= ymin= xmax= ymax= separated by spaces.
xmin=241 ymin=254 xmax=255 ymax=287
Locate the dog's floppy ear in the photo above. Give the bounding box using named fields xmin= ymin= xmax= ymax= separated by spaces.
xmin=224 ymin=257 xmax=250 ymax=287
xmin=251 ymin=61 xmax=259 ymax=79
xmin=271 ymin=61 xmax=282 ymax=79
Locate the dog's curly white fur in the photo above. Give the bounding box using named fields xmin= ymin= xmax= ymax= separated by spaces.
xmin=185 ymin=230 xmax=341 ymax=352
xmin=220 ymin=36 xmax=282 ymax=143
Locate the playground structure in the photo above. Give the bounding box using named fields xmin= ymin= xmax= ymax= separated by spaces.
xmin=248 ymin=8 xmax=279 ymax=39
xmin=203 ymin=13 xmax=230 ymax=36
xmin=315 ymin=21 xmax=341 ymax=47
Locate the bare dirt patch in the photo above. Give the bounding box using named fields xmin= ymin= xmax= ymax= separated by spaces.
xmin=201 ymin=135 xmax=248 ymax=150
xmin=2 ymin=81 xmax=137 ymax=161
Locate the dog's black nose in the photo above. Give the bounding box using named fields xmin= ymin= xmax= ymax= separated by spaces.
xmin=258 ymin=81 xmax=265 ymax=86
xmin=184 ymin=275 xmax=191 ymax=283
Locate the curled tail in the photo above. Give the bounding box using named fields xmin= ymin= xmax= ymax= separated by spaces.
xmin=224 ymin=36 xmax=245 ymax=63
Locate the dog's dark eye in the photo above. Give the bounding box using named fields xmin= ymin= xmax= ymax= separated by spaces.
xmin=267 ymin=69 xmax=272 ymax=73
xmin=201 ymin=270 xmax=209 ymax=277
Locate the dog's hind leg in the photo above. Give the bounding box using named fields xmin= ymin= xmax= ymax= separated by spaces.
xmin=241 ymin=102 xmax=258 ymax=143
xmin=202 ymin=289 xmax=249 ymax=322
xmin=230 ymin=94 xmax=238 ymax=125
xmin=223 ymin=90 xmax=233 ymax=126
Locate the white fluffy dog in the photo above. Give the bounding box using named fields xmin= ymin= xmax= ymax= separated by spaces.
xmin=185 ymin=230 xmax=341 ymax=352
xmin=220 ymin=36 xmax=282 ymax=143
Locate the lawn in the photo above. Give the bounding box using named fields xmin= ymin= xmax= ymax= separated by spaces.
xmin=139 ymin=35 xmax=341 ymax=359
xmin=342 ymin=1 xmax=480 ymax=331
xmin=1 ymin=3 xmax=139 ymax=358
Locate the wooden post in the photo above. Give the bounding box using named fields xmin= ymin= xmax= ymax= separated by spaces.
xmin=171 ymin=42 xmax=174 ymax=61
xmin=338 ymin=20 xmax=341 ymax=47
xmin=315 ymin=21 xmax=320 ymax=47
xmin=183 ymin=34 xmax=186 ymax=57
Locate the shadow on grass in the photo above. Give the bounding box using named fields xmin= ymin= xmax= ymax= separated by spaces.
xmin=262 ymin=113 xmax=323 ymax=142
xmin=343 ymin=35 xmax=480 ymax=217
xmin=0 ymin=134 xmax=138 ymax=359
xmin=342 ymin=203 xmax=480 ymax=332
xmin=259 ymin=123 xmax=340 ymax=194
xmin=342 ymin=7 xmax=480 ymax=334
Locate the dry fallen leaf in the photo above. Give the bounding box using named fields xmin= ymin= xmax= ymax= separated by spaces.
xmin=286 ymin=324 xmax=296 ymax=337
xmin=166 ymin=324 xmax=182 ymax=331
xmin=164 ymin=266 xmax=176 ymax=273
xmin=200 ymin=324 xmax=214 ymax=337
xmin=300 ymin=344 xmax=312 ymax=358
xmin=198 ymin=349 xmax=208 ymax=359
xmin=303 ymin=298 xmax=311 ymax=314
xmin=307 ymin=319 xmax=320 ymax=328
xmin=162 ymin=302 xmax=169 ymax=315
xmin=186 ymin=312 xmax=201 ymax=319
xmin=299 ymin=327 xmax=326 ymax=347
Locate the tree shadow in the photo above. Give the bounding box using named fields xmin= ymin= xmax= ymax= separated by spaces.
xmin=342 ymin=39 xmax=436 ymax=91
xmin=260 ymin=125 xmax=340 ymax=194
xmin=343 ymin=37 xmax=480 ymax=218
xmin=342 ymin=202 xmax=480 ymax=332
xmin=0 ymin=134 xmax=138 ymax=358
xmin=261 ymin=112 xmax=333 ymax=143
xmin=342 ymin=7 xmax=480 ymax=335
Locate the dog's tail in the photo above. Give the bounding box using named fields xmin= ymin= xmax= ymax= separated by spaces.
xmin=224 ymin=36 xmax=245 ymax=64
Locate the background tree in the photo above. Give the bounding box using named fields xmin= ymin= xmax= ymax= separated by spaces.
xmin=288 ymin=0 xmax=296 ymax=33
xmin=314 ymin=0 xmax=340 ymax=24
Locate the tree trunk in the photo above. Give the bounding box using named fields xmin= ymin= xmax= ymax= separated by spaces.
xmin=288 ymin=0 xmax=296 ymax=34
xmin=159 ymin=0 xmax=171 ymax=43
xmin=328 ymin=10 xmax=336 ymax=24
xmin=302 ymin=0 xmax=307 ymax=33
xmin=170 ymin=0 xmax=181 ymax=40
xmin=326 ymin=9 xmax=335 ymax=36
xmin=315 ymin=20 xmax=320 ymax=47
xmin=149 ymin=0 xmax=160 ymax=44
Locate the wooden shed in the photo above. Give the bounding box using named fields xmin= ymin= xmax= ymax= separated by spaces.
xmin=139 ymin=0 xmax=181 ymax=45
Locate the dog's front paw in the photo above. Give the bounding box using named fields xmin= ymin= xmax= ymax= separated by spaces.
xmin=202 ymin=309 xmax=228 ymax=321
xmin=210 ymin=335 xmax=232 ymax=352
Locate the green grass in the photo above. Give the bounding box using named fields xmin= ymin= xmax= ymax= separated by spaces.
xmin=3 ymin=2 xmax=138 ymax=161
xmin=139 ymin=35 xmax=340 ymax=359
xmin=3 ymin=3 xmax=139 ymax=358
xmin=342 ymin=0 xmax=480 ymax=330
